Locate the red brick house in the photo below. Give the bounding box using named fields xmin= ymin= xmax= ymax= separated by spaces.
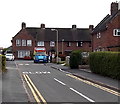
xmin=92 ymin=2 xmax=120 ymax=52
xmin=12 ymin=23 xmax=92 ymax=59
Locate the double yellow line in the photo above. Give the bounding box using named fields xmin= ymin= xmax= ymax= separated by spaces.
xmin=23 ymin=74 xmax=47 ymax=104
xmin=66 ymin=74 xmax=120 ymax=97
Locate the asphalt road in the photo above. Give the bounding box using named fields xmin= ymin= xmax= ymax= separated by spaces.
xmin=2 ymin=60 xmax=119 ymax=103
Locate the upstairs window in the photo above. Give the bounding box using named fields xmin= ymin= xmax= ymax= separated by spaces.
xmin=67 ymin=42 xmax=71 ymax=47
xmin=77 ymin=42 xmax=83 ymax=47
xmin=27 ymin=40 xmax=32 ymax=46
xmin=50 ymin=41 xmax=55 ymax=47
xmin=37 ymin=41 xmax=44 ymax=46
xmin=16 ymin=39 xmax=21 ymax=46
xmin=113 ymin=29 xmax=120 ymax=36
xmin=22 ymin=40 xmax=26 ymax=46
xmin=97 ymin=32 xmax=101 ymax=39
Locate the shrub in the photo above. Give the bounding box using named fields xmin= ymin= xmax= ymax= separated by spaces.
xmin=69 ymin=50 xmax=82 ymax=69
xmin=2 ymin=55 xmax=6 ymax=71
xmin=0 ymin=55 xmax=6 ymax=72
xmin=89 ymin=52 xmax=120 ymax=80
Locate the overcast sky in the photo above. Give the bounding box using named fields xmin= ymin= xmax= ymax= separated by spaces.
xmin=0 ymin=0 xmax=118 ymax=48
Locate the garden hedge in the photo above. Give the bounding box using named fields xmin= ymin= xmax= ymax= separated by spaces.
xmin=69 ymin=50 xmax=82 ymax=69
xmin=0 ymin=55 xmax=6 ymax=71
xmin=89 ymin=52 xmax=120 ymax=80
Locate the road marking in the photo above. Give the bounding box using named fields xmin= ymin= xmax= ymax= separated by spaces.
xmin=25 ymin=64 xmax=29 ymax=65
xmin=23 ymin=74 xmax=41 ymax=103
xmin=15 ymin=61 xmax=32 ymax=102
xmin=19 ymin=64 xmax=23 ymax=65
xmin=54 ymin=76 xmax=95 ymax=102
xmin=22 ymin=71 xmax=51 ymax=75
xmin=6 ymin=67 xmax=18 ymax=69
xmin=69 ymin=87 xmax=95 ymax=102
xmin=59 ymin=69 xmax=71 ymax=74
xmin=25 ymin=74 xmax=47 ymax=104
xmin=66 ymin=74 xmax=120 ymax=96
xmin=54 ymin=78 xmax=66 ymax=86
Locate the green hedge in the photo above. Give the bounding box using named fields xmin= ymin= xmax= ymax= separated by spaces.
xmin=89 ymin=52 xmax=120 ymax=79
xmin=0 ymin=55 xmax=6 ymax=71
xmin=70 ymin=50 xmax=82 ymax=69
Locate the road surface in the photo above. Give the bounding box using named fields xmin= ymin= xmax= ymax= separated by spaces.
xmin=2 ymin=60 xmax=119 ymax=103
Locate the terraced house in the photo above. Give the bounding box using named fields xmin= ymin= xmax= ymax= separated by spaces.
xmin=11 ymin=23 xmax=93 ymax=59
xmin=92 ymin=2 xmax=120 ymax=51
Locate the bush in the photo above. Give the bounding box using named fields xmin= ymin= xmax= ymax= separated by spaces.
xmin=89 ymin=52 xmax=120 ymax=80
xmin=0 ymin=55 xmax=6 ymax=71
xmin=70 ymin=50 xmax=82 ymax=69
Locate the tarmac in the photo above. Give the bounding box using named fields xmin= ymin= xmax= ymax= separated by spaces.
xmin=51 ymin=63 xmax=120 ymax=93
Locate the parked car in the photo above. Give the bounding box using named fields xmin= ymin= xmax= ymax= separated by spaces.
xmin=5 ymin=53 xmax=15 ymax=61
xmin=34 ymin=47 xmax=49 ymax=63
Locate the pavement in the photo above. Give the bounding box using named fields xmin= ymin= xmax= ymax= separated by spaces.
xmin=0 ymin=73 xmax=2 ymax=104
xmin=0 ymin=56 xmax=2 ymax=103
xmin=51 ymin=63 xmax=120 ymax=92
xmin=2 ymin=61 xmax=29 ymax=103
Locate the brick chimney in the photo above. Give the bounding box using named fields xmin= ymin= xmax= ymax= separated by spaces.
xmin=89 ymin=25 xmax=94 ymax=31
xmin=111 ymin=2 xmax=118 ymax=15
xmin=72 ymin=24 xmax=77 ymax=29
xmin=21 ymin=22 xmax=26 ymax=29
xmin=41 ymin=23 xmax=45 ymax=29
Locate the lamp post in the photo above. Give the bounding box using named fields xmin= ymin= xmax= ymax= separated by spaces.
xmin=51 ymin=29 xmax=59 ymax=63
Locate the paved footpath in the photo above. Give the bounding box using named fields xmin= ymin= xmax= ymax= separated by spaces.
xmin=51 ymin=63 xmax=120 ymax=92
xmin=0 ymin=73 xmax=2 ymax=104
xmin=0 ymin=56 xmax=2 ymax=103
xmin=2 ymin=61 xmax=29 ymax=103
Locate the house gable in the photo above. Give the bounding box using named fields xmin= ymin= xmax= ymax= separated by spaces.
xmin=92 ymin=3 xmax=120 ymax=52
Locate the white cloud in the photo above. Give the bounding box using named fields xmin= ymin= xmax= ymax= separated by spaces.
xmin=0 ymin=0 xmax=116 ymax=47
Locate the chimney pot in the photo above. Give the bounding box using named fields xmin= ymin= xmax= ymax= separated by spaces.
xmin=41 ymin=24 xmax=45 ymax=28
xmin=21 ymin=22 xmax=26 ymax=29
xmin=89 ymin=25 xmax=94 ymax=31
xmin=111 ymin=2 xmax=118 ymax=15
xmin=72 ymin=25 xmax=77 ymax=29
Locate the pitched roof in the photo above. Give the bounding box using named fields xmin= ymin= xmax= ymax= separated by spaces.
xmin=92 ymin=10 xmax=120 ymax=34
xmin=25 ymin=27 xmax=91 ymax=42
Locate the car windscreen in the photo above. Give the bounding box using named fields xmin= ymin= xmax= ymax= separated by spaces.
xmin=6 ymin=54 xmax=13 ymax=56
xmin=35 ymin=52 xmax=46 ymax=55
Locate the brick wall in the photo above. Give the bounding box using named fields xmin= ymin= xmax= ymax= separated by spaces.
xmin=12 ymin=29 xmax=35 ymax=59
xmin=45 ymin=41 xmax=91 ymax=54
xmin=92 ymin=15 xmax=120 ymax=51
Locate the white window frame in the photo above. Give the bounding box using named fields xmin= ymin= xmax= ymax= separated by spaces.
xmin=97 ymin=32 xmax=101 ymax=39
xmin=16 ymin=39 xmax=21 ymax=46
xmin=113 ymin=29 xmax=120 ymax=36
xmin=37 ymin=41 xmax=44 ymax=46
xmin=22 ymin=40 xmax=26 ymax=46
xmin=67 ymin=42 xmax=71 ymax=47
xmin=76 ymin=42 xmax=78 ymax=47
xmin=68 ymin=42 xmax=71 ymax=47
xmin=77 ymin=41 xmax=83 ymax=47
xmin=18 ymin=50 xmax=30 ymax=58
xmin=80 ymin=42 xmax=83 ymax=47
xmin=50 ymin=41 xmax=55 ymax=47
xmin=27 ymin=40 xmax=32 ymax=46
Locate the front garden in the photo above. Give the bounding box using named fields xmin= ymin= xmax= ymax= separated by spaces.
xmin=69 ymin=50 xmax=120 ymax=80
